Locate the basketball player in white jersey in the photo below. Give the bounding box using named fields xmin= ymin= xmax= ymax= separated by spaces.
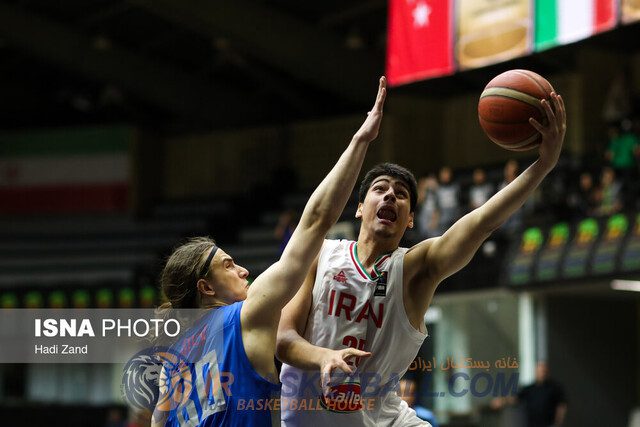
xmin=277 ymin=92 xmax=566 ymax=425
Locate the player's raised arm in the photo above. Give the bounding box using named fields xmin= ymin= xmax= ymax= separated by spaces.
xmin=404 ymin=92 xmax=566 ymax=312
xmin=242 ymin=77 xmax=387 ymax=328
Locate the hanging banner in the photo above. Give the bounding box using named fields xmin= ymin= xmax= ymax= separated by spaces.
xmin=456 ymin=0 xmax=533 ymax=70
xmin=386 ymin=0 xmax=455 ymax=86
xmin=535 ymin=0 xmax=618 ymax=51
xmin=622 ymin=0 xmax=640 ymax=23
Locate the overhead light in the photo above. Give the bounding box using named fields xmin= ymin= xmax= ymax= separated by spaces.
xmin=610 ymin=280 xmax=640 ymax=292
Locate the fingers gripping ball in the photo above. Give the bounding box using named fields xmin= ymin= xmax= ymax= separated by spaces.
xmin=478 ymin=69 xmax=555 ymax=151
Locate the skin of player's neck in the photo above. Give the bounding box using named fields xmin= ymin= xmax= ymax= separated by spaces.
xmin=355 ymin=231 xmax=400 ymax=270
xmin=199 ymin=294 xmax=227 ymax=308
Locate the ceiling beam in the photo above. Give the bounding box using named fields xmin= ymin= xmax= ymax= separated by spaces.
xmin=0 ymin=2 xmax=260 ymax=125
xmin=131 ymin=0 xmax=380 ymax=105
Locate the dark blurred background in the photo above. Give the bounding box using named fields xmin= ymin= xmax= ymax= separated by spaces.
xmin=0 ymin=1 xmax=639 ymax=426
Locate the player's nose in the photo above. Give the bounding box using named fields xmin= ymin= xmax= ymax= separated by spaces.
xmin=238 ymin=265 xmax=249 ymax=278
xmin=383 ymin=189 xmax=396 ymax=202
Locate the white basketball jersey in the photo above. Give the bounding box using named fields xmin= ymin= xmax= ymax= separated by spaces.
xmin=280 ymin=239 xmax=429 ymax=427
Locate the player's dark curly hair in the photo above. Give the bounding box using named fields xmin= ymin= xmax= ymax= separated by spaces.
xmin=358 ymin=163 xmax=418 ymax=212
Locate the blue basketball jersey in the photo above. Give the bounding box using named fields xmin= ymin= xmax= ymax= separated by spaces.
xmin=162 ymin=302 xmax=280 ymax=426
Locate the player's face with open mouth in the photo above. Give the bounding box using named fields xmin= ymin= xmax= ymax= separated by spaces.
xmin=357 ymin=175 xmax=414 ymax=238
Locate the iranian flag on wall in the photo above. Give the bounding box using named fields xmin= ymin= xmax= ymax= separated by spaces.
xmin=0 ymin=126 xmax=131 ymax=214
xmin=535 ymin=0 xmax=618 ymax=51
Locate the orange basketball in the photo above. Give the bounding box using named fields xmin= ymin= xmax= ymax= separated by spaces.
xmin=478 ymin=69 xmax=554 ymax=151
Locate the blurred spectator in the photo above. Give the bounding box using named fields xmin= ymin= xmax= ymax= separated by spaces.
xmin=567 ymin=172 xmax=597 ymax=218
xmin=398 ymin=377 xmax=439 ymax=427
xmin=602 ymin=70 xmax=633 ymax=125
xmin=498 ymin=160 xmax=522 ymax=234
xmin=274 ymin=209 xmax=298 ymax=253
xmin=605 ymin=119 xmax=639 ymax=184
xmin=499 ymin=160 xmax=519 ymax=190
xmin=435 ymin=166 xmax=460 ymax=233
xmin=518 ymin=362 xmax=567 ymax=427
xmin=594 ymin=167 xmax=623 ymax=216
xmin=468 ymin=167 xmax=494 ymax=211
xmin=492 ymin=361 xmax=567 ymax=427
xmin=416 ymin=174 xmax=440 ymax=239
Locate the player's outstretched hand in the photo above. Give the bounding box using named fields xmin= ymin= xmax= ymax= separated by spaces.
xmin=319 ymin=348 xmax=371 ymax=397
xmin=530 ymin=92 xmax=566 ymax=171
xmin=352 ymin=76 xmax=387 ymax=144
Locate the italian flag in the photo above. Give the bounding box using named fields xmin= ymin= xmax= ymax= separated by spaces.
xmin=535 ymin=0 xmax=618 ymax=51
xmin=0 ymin=126 xmax=131 ymax=214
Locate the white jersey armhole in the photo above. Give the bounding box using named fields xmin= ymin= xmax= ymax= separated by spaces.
xmin=395 ymin=249 xmax=428 ymax=340
xmin=311 ymin=239 xmax=343 ymax=310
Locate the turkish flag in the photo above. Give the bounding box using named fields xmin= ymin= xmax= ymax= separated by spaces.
xmin=386 ymin=0 xmax=455 ymax=86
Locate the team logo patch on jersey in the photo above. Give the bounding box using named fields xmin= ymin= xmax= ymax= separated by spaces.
xmin=374 ymin=271 xmax=387 ymax=296
xmin=320 ymin=380 xmax=363 ymax=412
xmin=333 ymin=270 xmax=347 ymax=283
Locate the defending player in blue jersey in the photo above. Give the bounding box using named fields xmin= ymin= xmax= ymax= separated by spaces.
xmin=151 ymin=77 xmax=387 ymax=426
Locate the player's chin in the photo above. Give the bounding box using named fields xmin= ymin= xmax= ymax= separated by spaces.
xmin=373 ymin=225 xmax=396 ymax=238
xmin=238 ymin=289 xmax=249 ymax=301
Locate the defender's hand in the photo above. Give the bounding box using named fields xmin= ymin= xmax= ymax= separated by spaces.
xmin=353 ymin=76 xmax=387 ymax=144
